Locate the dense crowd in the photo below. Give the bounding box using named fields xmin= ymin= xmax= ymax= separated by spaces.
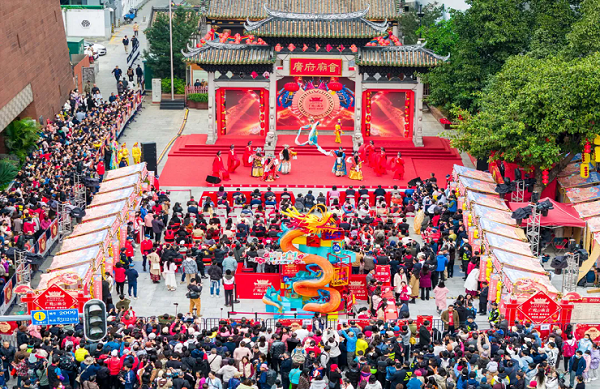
xmin=0 ymin=86 xmax=139 ymax=254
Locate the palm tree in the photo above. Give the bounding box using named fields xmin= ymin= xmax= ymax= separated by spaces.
xmin=4 ymin=118 xmax=40 ymax=162
xmin=0 ymin=159 xmax=19 ymax=190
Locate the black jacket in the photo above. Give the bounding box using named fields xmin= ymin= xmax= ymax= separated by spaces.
xmin=419 ymin=325 xmax=431 ymax=347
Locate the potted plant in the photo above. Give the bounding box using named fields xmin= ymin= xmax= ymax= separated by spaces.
xmin=187 ymin=93 xmax=208 ymax=109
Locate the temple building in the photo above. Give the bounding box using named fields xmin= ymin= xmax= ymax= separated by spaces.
xmin=182 ymin=0 xmax=447 ymax=149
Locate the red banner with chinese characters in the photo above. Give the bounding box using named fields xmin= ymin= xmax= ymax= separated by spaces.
xmin=235 ymin=273 xmax=281 ymax=299
xmin=281 ymin=264 xmax=303 ymax=277
xmin=290 ymin=58 xmax=342 ymax=77
xmin=375 ymin=265 xmax=391 ymax=285
xmin=347 ymin=274 xmax=368 ymax=300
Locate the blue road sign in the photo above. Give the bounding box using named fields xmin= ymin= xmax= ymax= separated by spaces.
xmin=31 ymin=309 xmax=79 ymax=325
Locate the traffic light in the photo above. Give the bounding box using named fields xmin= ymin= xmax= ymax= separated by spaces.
xmin=83 ymin=299 xmax=107 ymax=342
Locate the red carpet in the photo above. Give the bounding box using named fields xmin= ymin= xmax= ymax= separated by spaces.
xmin=159 ymin=134 xmax=463 ymax=188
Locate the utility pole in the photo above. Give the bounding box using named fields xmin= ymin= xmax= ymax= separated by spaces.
xmin=169 ymin=0 xmax=175 ymax=100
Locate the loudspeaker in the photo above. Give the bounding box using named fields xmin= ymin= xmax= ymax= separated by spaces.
xmin=141 ymin=142 xmax=157 ymax=172
xmin=206 ymin=175 xmax=221 ymax=184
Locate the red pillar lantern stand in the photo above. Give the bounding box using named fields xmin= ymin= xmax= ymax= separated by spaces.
xmin=363 ymin=92 xmax=372 ymax=137
xmin=259 ymin=90 xmax=266 ymax=136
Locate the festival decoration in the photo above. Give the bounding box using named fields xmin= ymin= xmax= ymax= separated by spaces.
xmin=542 ymin=169 xmax=549 ymax=185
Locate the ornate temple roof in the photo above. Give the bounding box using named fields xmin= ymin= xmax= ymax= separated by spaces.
xmin=207 ymin=0 xmax=399 ymax=21
xmin=182 ymin=42 xmax=275 ymax=64
xmin=357 ymin=44 xmax=450 ymax=67
xmin=243 ymin=5 xmax=388 ymax=38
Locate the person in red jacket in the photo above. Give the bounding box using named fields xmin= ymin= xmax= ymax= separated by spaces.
xmin=125 ymin=238 xmax=134 ymax=263
xmin=114 ymin=263 xmax=126 ymax=296
xmin=140 ymin=235 xmax=153 ymax=272
xmin=121 ymin=308 xmax=137 ymax=327
xmin=106 ymin=350 xmax=122 ymax=388
xmin=96 ymin=160 xmax=105 ymax=182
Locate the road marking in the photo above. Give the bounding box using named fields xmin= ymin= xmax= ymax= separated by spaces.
xmin=158 ymin=108 xmax=189 ymax=164
xmin=109 ymin=26 xmax=126 ymax=43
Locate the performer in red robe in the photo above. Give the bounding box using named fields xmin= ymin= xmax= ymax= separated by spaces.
xmin=365 ymin=140 xmax=376 ymax=167
xmin=374 ymin=147 xmax=387 ymax=176
xmin=242 ymin=141 xmax=253 ymax=167
xmin=227 ymin=145 xmax=240 ymax=173
xmin=392 ymin=151 xmax=405 ymax=180
xmin=358 ymin=142 xmax=367 ymax=163
xmin=212 ymin=151 xmax=230 ymax=181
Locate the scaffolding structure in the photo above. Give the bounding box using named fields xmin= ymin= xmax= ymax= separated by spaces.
xmin=74 ymin=174 xmax=87 ymax=209
xmin=511 ymin=180 xmax=525 ymax=202
xmin=562 ymin=252 xmax=579 ymax=293
xmin=57 ymin=202 xmax=72 ymax=240
xmin=527 ymin=205 xmax=542 ymax=256
xmin=14 ymin=249 xmax=29 ymax=307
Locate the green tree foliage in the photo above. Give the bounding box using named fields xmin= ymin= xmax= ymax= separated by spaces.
xmin=566 ymin=0 xmax=600 ymax=56
xmin=0 ymin=160 xmax=19 ymax=190
xmin=4 ymin=118 xmax=41 ymax=163
xmin=417 ymin=16 xmax=458 ymax=56
xmin=449 ymin=54 xmax=600 ymax=191
xmin=529 ymin=0 xmax=577 ymax=58
xmin=398 ymin=2 xmax=445 ymax=45
xmin=421 ymin=0 xmax=533 ymax=113
xmin=144 ymin=7 xmax=200 ymax=79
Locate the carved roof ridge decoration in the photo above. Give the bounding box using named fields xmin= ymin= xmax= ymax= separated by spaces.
xmin=361 ymin=41 xmax=450 ymax=61
xmin=182 ymin=41 xmax=272 ymax=59
xmin=263 ymin=3 xmax=370 ymax=19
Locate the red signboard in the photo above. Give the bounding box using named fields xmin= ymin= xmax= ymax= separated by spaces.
xmin=375 ymin=265 xmax=391 ymax=285
xmin=290 ymin=58 xmax=342 ymax=77
xmin=517 ymin=291 xmax=561 ymax=324
xmin=235 ymin=273 xmax=281 ymax=299
xmin=34 ymin=284 xmax=77 ymax=310
xmin=281 ymin=264 xmax=302 ymax=277
xmin=574 ymin=324 xmax=600 ymax=343
xmin=346 ymin=274 xmax=368 ymax=300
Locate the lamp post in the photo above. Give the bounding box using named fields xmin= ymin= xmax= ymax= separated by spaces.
xmin=417 ymin=4 xmax=425 ymax=39
xmin=168 ymin=0 xmax=175 ymax=100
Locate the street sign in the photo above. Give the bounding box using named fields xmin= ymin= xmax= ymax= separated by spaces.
xmin=33 ymin=284 xmax=77 ymax=310
xmin=31 ymin=309 xmax=79 ymax=325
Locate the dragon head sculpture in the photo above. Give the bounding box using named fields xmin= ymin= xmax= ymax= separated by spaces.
xmin=281 ymin=204 xmax=339 ymax=235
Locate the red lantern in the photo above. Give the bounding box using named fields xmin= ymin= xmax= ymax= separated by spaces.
xmin=542 ymin=169 xmax=549 ymax=185
xmin=260 ymin=114 xmax=265 ymax=121
xmin=328 ymin=82 xmax=343 ymax=91
xmin=284 ymin=82 xmax=299 ymax=92
xmin=366 ymin=123 xmax=371 ymax=130
xmin=366 ymin=115 xmax=371 ymax=122
xmin=585 ymin=141 xmax=592 ymax=154
xmin=260 ymin=121 xmax=265 ymax=128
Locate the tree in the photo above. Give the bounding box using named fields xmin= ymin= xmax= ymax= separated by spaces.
xmin=449 ymin=53 xmax=600 ymax=192
xmin=398 ymin=2 xmax=445 ymax=45
xmin=144 ymin=7 xmax=200 ymax=79
xmin=528 ymin=0 xmax=577 ymax=58
xmin=0 ymin=160 xmax=19 ymax=190
xmin=421 ymin=0 xmax=533 ymax=113
xmin=566 ymin=0 xmax=600 ymax=57
xmin=417 ymin=16 xmax=458 ymax=56
xmin=5 ymin=118 xmax=41 ymax=163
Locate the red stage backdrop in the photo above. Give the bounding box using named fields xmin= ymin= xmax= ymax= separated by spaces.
xmin=363 ymin=90 xmax=414 ymax=138
xmin=220 ymin=89 xmax=265 ymax=136
xmin=276 ymin=77 xmax=355 ymax=131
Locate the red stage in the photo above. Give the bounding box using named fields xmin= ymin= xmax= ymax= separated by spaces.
xmin=160 ymin=134 xmax=463 ymax=188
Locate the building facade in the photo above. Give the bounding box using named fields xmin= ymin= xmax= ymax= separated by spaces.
xmin=0 ymin=0 xmax=74 ymax=131
xmin=183 ymin=0 xmax=446 ymax=148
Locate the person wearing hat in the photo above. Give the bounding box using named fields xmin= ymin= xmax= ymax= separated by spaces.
xmin=80 ymin=356 xmax=100 ymax=383
xmin=125 ymin=263 xmax=139 ymax=300
xmin=329 ymin=364 xmax=342 ymax=389
xmin=488 ymin=302 xmax=500 ymax=328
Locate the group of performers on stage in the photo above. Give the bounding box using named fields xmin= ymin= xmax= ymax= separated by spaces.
xmin=211 ymin=142 xmax=298 ymax=183
xmin=210 ymin=118 xmax=405 ymax=182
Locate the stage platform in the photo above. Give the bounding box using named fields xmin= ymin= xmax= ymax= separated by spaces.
xmin=160 ymin=134 xmax=463 ymax=189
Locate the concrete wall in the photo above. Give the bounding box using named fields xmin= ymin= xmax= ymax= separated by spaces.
xmin=0 ymin=0 xmax=73 ymax=128
xmin=72 ymin=55 xmax=91 ymax=92
xmin=62 ymin=8 xmax=111 ymax=39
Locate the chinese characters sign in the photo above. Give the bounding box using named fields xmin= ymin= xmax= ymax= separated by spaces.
xmin=290 ymin=58 xmax=342 ymax=77
xmin=518 ymin=291 xmax=561 ymax=324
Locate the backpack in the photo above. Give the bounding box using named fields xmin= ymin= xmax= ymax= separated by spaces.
xmin=291 ymin=349 xmax=305 ymax=364
xmin=563 ymin=342 xmax=576 ymax=357
xmin=59 ymin=354 xmax=77 ymax=371
xmin=467 ymin=382 xmax=477 ymax=389
xmin=64 ymin=337 xmax=74 ymax=349
xmin=266 ymin=369 xmax=277 ymax=386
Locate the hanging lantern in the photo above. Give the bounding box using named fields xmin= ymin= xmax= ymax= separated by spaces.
xmin=260 ymin=121 xmax=265 ymax=128
xmin=583 ymin=152 xmax=591 ymax=163
xmin=581 ymin=163 xmax=590 ymax=178
xmin=328 ymin=81 xmax=343 ymax=91
xmin=260 ymin=113 xmax=265 ymax=121
xmin=365 ymin=115 xmax=371 ymax=122
xmin=542 ymin=169 xmax=549 ymax=185
xmin=585 ymin=141 xmax=592 ymax=154
xmin=284 ymin=82 xmax=299 ymax=92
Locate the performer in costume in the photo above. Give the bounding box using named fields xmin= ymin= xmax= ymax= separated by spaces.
xmin=358 ymin=141 xmax=367 ymax=162
xmin=392 ymin=151 xmax=405 ymax=180
xmin=212 ymin=151 xmax=230 ymax=181
xmin=374 ymin=147 xmax=387 ymax=177
xmin=347 ymin=152 xmax=363 ymax=181
xmin=242 ymin=141 xmax=253 ymax=167
xmin=334 ymin=119 xmax=343 ymax=143
xmin=110 ymin=140 xmax=119 ymax=169
xmin=118 ymin=143 xmax=130 ymax=166
xmin=366 ymin=140 xmax=376 ymax=167
xmin=331 ymin=147 xmax=347 ymax=177
xmin=262 ymin=155 xmax=279 ymax=182
xmin=227 ymin=145 xmax=240 ymax=173
xmin=278 ymin=144 xmax=297 ymax=174
xmin=249 ymin=148 xmax=264 ymax=177
xmin=295 ymin=118 xmax=332 ymax=156
xmin=132 ymin=142 xmax=141 ymax=164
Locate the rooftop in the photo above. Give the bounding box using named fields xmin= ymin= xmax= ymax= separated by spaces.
xmin=207 ymin=0 xmax=400 ymax=21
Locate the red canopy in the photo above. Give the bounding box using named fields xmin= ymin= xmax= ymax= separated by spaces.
xmin=507 ymin=197 xmax=585 ymax=228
